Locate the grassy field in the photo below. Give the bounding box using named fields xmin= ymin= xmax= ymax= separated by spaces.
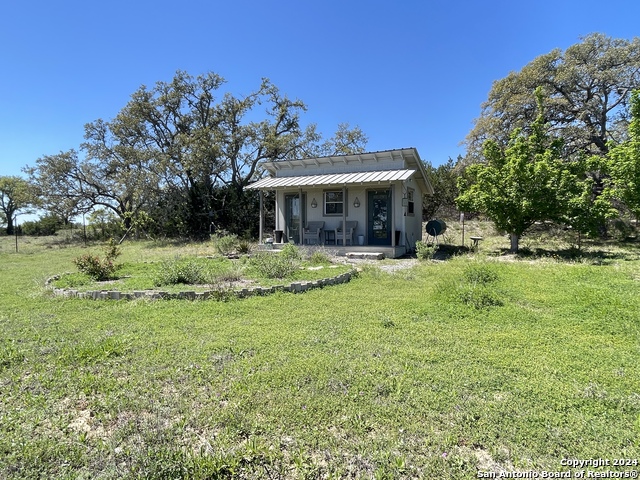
xmin=1 ymin=228 xmax=639 ymax=479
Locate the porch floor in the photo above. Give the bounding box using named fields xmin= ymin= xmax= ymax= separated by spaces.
xmin=271 ymin=243 xmax=408 ymax=259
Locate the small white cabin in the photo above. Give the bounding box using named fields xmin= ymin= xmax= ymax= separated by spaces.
xmin=246 ymin=147 xmax=433 ymax=258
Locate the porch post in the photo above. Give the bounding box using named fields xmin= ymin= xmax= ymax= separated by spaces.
xmin=299 ymin=187 xmax=304 ymax=245
xmin=342 ymin=186 xmax=347 ymax=247
xmin=391 ymin=185 xmax=395 ymax=247
xmin=259 ymin=189 xmax=264 ymax=244
xmin=275 ymin=192 xmax=279 ymax=231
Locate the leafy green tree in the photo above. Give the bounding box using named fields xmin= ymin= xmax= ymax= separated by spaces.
xmin=0 ymin=176 xmax=34 ymax=235
xmin=561 ymin=156 xmax=616 ymax=248
xmin=466 ymin=34 xmax=640 ymax=163
xmin=20 ymin=214 xmax=65 ymax=236
xmin=423 ymin=156 xmax=460 ymax=219
xmin=94 ymin=71 xmax=367 ymax=237
xmin=457 ymin=90 xmax=574 ymax=252
xmin=26 ymin=71 xmax=367 ymax=238
xmin=25 ymin=148 xmax=152 ymax=231
xmin=607 ymin=90 xmax=640 ymax=219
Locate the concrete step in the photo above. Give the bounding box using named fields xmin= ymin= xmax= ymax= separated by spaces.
xmin=345 ymin=252 xmax=385 ymax=260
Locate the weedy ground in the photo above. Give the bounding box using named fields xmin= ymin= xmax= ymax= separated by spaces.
xmin=1 ymin=225 xmax=639 ymax=479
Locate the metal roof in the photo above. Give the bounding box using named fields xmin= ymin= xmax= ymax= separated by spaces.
xmin=246 ymin=169 xmax=416 ymax=190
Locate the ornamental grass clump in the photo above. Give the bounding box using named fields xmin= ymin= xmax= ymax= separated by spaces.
xmin=153 ymin=257 xmax=210 ymax=286
xmin=307 ymin=249 xmax=332 ymax=265
xmin=249 ymin=250 xmax=300 ymax=279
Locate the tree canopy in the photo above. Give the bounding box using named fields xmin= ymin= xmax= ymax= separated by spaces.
xmin=607 ymin=90 xmax=640 ymax=219
xmin=423 ymin=157 xmax=460 ymax=220
xmin=26 ymin=71 xmax=367 ymax=237
xmin=465 ymin=34 xmax=640 ymax=163
xmin=0 ymin=176 xmax=33 ymax=235
xmin=457 ymin=90 xmax=578 ymax=252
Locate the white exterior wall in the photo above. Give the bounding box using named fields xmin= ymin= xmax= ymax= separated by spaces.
xmin=273 ymin=158 xmax=402 ymax=177
xmin=274 ymin=180 xmax=423 ymax=249
xmin=276 ymin=187 xmax=368 ymax=240
xmin=401 ymin=177 xmax=424 ymax=250
xmin=263 ymin=150 xmax=429 ymax=252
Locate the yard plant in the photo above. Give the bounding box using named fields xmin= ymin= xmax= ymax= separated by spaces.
xmin=1 ymin=231 xmax=639 ymax=478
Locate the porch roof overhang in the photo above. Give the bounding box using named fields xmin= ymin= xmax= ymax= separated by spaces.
xmin=245 ymin=169 xmax=416 ymax=190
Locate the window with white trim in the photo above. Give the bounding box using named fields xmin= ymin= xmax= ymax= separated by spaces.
xmin=407 ymin=188 xmax=415 ymax=216
xmin=324 ymin=191 xmax=344 ymax=215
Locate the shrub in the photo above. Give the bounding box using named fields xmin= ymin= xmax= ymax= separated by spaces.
xmin=308 ymin=250 xmax=332 ymax=265
xmin=73 ymin=254 xmax=118 ymax=281
xmin=237 ymin=240 xmax=252 ymax=254
xmin=463 ymin=263 xmax=498 ymax=285
xmin=154 ymin=257 xmax=209 ymax=286
xmin=250 ymin=251 xmax=299 ymax=279
xmin=457 ymin=262 xmax=503 ymax=309
xmin=415 ymin=241 xmax=438 ymax=260
xmin=72 ymin=239 xmax=122 ymax=281
xmin=214 ymin=234 xmax=239 ymax=255
xmin=21 ymin=214 xmax=65 ymax=236
xmin=214 ymin=263 xmax=244 ymax=283
xmin=458 ymin=285 xmax=504 ymax=309
xmin=280 ymin=243 xmax=302 ymax=261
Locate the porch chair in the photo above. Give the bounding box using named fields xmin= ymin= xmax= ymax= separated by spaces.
xmin=303 ymin=221 xmax=324 ymax=245
xmin=336 ymin=221 xmax=358 ymax=246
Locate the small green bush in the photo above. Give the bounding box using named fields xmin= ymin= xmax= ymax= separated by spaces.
xmin=250 ymin=251 xmax=299 ymax=279
xmin=215 ymin=234 xmax=239 ymax=255
xmin=237 ymin=240 xmax=252 ymax=254
xmin=72 ymin=240 xmax=122 ymax=281
xmin=308 ymin=250 xmax=332 ymax=265
xmin=456 ymin=262 xmax=503 ymax=309
xmin=463 ymin=263 xmax=498 ymax=285
xmin=280 ymin=243 xmax=302 ymax=261
xmin=154 ymin=257 xmax=209 ymax=286
xmin=458 ymin=285 xmax=504 ymax=309
xmin=214 ymin=263 xmax=244 ymax=283
xmin=73 ymin=254 xmax=117 ymax=281
xmin=415 ymin=241 xmax=438 ymax=260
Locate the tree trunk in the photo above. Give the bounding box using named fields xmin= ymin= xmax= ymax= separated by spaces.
xmin=5 ymin=217 xmax=14 ymax=236
xmin=509 ymin=233 xmax=519 ymax=253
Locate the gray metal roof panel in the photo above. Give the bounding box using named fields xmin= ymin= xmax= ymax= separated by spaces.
xmin=246 ymin=169 xmax=416 ymax=189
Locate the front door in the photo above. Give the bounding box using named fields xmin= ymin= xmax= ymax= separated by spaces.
xmin=368 ymin=189 xmax=391 ymax=245
xmin=285 ymin=193 xmax=305 ymax=244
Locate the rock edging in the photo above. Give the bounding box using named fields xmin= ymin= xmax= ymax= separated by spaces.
xmin=45 ymin=269 xmax=358 ymax=301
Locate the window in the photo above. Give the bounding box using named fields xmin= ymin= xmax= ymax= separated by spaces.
xmin=324 ymin=191 xmax=344 ymax=215
xmin=407 ymin=188 xmax=415 ymax=216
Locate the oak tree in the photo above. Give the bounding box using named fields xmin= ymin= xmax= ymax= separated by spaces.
xmin=466 ymin=34 xmax=640 ymax=163
xmin=0 ymin=176 xmax=34 ymax=235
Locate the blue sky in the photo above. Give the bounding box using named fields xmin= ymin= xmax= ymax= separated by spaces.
xmin=1 ymin=0 xmax=639 ymax=180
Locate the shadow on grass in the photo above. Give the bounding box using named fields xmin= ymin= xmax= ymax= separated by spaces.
xmin=432 ymin=244 xmax=471 ymax=260
xmin=492 ymin=244 xmax=640 ymax=264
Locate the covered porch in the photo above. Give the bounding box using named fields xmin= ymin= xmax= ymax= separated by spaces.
xmin=247 ymin=170 xmax=423 ymax=258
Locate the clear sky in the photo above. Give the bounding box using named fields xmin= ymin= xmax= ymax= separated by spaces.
xmin=1 ymin=0 xmax=639 ymax=180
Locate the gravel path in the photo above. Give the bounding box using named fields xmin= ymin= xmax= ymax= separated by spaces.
xmin=340 ymin=256 xmax=419 ymax=273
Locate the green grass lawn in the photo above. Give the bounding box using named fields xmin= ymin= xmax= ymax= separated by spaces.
xmin=1 ymin=232 xmax=639 ymax=478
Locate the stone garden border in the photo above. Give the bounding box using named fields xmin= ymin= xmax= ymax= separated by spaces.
xmin=45 ymin=268 xmax=358 ymax=301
